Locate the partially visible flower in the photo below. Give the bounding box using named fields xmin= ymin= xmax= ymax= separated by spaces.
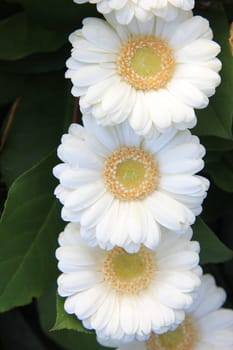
xmin=66 ymin=14 xmax=221 ymax=135
xmin=73 ymin=0 xmax=195 ymax=23
xmin=56 ymin=223 xmax=201 ymax=342
xmin=53 ymin=116 xmax=209 ymax=253
xmin=99 ymin=274 xmax=233 ymax=349
xmin=229 ymin=22 xmax=233 ymax=56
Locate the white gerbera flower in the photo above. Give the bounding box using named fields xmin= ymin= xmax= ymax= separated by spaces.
xmin=73 ymin=0 xmax=195 ymax=23
xmin=56 ymin=223 xmax=202 ymax=341
xmin=99 ymin=274 xmax=233 ymax=349
xmin=66 ymin=13 xmax=221 ymax=135
xmin=53 ymin=116 xmax=209 ymax=253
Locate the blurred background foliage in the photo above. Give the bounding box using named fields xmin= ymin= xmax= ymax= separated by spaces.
xmin=0 ymin=0 xmax=233 ymax=349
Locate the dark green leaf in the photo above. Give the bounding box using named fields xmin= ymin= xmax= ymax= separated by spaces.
xmin=193 ymin=217 xmax=233 ymax=264
xmin=0 ymin=2 xmax=22 ymax=21
xmin=38 ymin=286 xmax=105 ymax=350
xmin=0 ymin=73 xmax=74 ymax=186
xmin=206 ymin=151 xmax=233 ymax=192
xmin=53 ymin=294 xmax=90 ymax=333
xmin=0 ymin=44 xmax=68 ymax=75
xmin=0 ymin=12 xmax=67 ymax=60
xmin=201 ymin=183 xmax=233 ymax=223
xmin=6 ymin=0 xmax=98 ymax=29
xmin=223 ymin=2 xmax=233 ymax=21
xmin=0 ymin=72 xmax=26 ymax=104
xmin=194 ymin=2 xmax=233 ymax=140
xmin=0 ymin=152 xmax=64 ymax=312
xmin=201 ymin=136 xmax=233 ymax=152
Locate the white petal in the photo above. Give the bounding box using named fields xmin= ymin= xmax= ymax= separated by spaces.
xmin=71 ymin=65 xmax=114 ymax=87
xmin=59 ymin=168 xmax=101 ymax=188
xmin=146 ymin=191 xmax=193 ymax=231
xmin=120 ymin=295 xmax=139 ymax=335
xmin=82 ymin=18 xmax=121 ymax=51
xmin=167 ymin=79 xmax=209 ymax=108
xmin=161 ymin=271 xmax=201 ymax=292
xmin=58 ymin=270 xmax=103 ymax=296
xmin=199 ymin=309 xmax=233 ymax=332
xmin=65 ymin=181 xmax=106 ymax=210
xmin=175 ymin=39 xmax=220 ymax=62
xmin=64 ymin=283 xmax=108 ymax=319
xmin=159 ymin=175 xmax=208 ymax=195
xmin=81 ymin=192 xmax=114 ymax=228
xmin=156 ymin=282 xmax=193 ymax=309
xmin=159 ymin=251 xmax=199 ymax=270
xmin=169 ymin=16 xmax=210 ymax=48
xmin=194 ymin=287 xmax=226 ymax=319
xmin=115 ymin=2 xmax=135 ymax=24
xmin=203 ymin=330 xmax=233 ymax=346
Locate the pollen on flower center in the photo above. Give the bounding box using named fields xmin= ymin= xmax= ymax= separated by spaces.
xmin=104 ymin=146 xmax=158 ymax=201
xmin=103 ymin=246 xmax=155 ymax=294
xmin=117 ymin=35 xmax=175 ymax=90
xmin=146 ymin=317 xmax=196 ymax=350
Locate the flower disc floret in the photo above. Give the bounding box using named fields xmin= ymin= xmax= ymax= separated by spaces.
xmin=146 ymin=316 xmax=195 ymax=350
xmin=73 ymin=0 xmax=195 ymax=24
xmin=118 ymin=35 xmax=175 ymax=90
xmin=56 ymin=223 xmax=201 ymax=342
xmin=99 ymin=274 xmax=233 ymax=349
xmin=53 ymin=116 xmax=209 ymax=253
xmin=66 ymin=13 xmax=221 ymax=135
xmin=104 ymin=146 xmax=158 ymax=200
xmin=103 ymin=246 xmax=154 ymax=293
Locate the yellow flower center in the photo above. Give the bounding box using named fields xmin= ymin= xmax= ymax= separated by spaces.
xmin=131 ymin=47 xmax=162 ymax=77
xmin=103 ymin=246 xmax=155 ymax=294
xmin=146 ymin=317 xmax=196 ymax=350
xmin=117 ymin=35 xmax=175 ymax=90
xmin=104 ymin=146 xmax=158 ymax=201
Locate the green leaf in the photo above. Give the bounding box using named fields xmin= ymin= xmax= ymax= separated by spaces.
xmin=0 ymin=12 xmax=67 ymax=60
xmin=6 ymin=0 xmax=98 ymax=29
xmin=0 ymin=72 xmax=26 ymax=104
xmin=201 ymin=183 xmax=233 ymax=223
xmin=193 ymin=2 xmax=233 ymax=140
xmin=206 ymin=151 xmax=233 ymax=192
xmin=0 ymin=73 xmax=74 ymax=186
xmin=0 ymin=45 xmax=68 ymax=75
xmin=200 ymin=136 xmax=233 ymax=152
xmin=0 ymin=152 xmax=64 ymax=312
xmin=193 ymin=217 xmax=233 ymax=264
xmin=0 ymin=2 xmax=22 ymax=21
xmin=53 ymin=294 xmax=90 ymax=333
xmin=38 ymin=286 xmax=105 ymax=350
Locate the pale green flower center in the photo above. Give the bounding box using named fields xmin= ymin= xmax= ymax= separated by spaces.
xmin=117 ymin=35 xmax=175 ymax=90
xmin=112 ymin=250 xmax=145 ymax=280
xmin=103 ymin=246 xmax=154 ymax=293
xmin=116 ymin=159 xmax=146 ymax=189
xmin=130 ymin=47 xmax=162 ymax=78
xmin=159 ymin=326 xmax=184 ymax=349
xmin=146 ymin=317 xmax=196 ymax=350
xmin=104 ymin=146 xmax=158 ymax=201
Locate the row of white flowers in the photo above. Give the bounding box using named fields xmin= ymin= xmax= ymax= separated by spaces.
xmin=54 ymin=1 xmax=233 ymax=349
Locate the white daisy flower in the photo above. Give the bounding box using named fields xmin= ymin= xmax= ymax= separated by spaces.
xmin=53 ymin=115 xmax=209 ymax=253
xmin=99 ymin=274 xmax=233 ymax=349
xmin=66 ymin=13 xmax=221 ymax=135
xmin=73 ymin=0 xmax=195 ymax=23
xmin=56 ymin=223 xmax=202 ymax=341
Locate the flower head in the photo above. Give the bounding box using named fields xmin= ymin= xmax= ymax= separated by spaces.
xmin=53 ymin=116 xmax=209 ymax=252
xmin=66 ymin=13 xmax=221 ymax=135
xmin=56 ymin=223 xmax=201 ymax=341
xmin=73 ymin=0 xmax=195 ymax=24
xmin=99 ymin=274 xmax=233 ymax=349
